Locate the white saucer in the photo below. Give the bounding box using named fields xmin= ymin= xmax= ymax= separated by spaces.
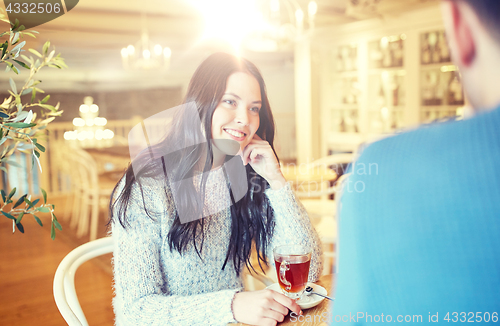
xmin=266 ymin=283 xmax=328 ymax=309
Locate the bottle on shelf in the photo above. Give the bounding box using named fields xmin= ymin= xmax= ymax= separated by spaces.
xmin=432 ymin=39 xmax=441 ymax=63
xmin=422 ymin=72 xmax=434 ymax=106
xmin=336 ymin=49 xmax=344 ymax=72
xmin=438 ymin=32 xmax=451 ymax=62
xmin=392 ymin=40 xmax=404 ymax=67
xmin=448 ymin=74 xmax=464 ymax=105
xmin=421 ymin=35 xmax=431 ymax=64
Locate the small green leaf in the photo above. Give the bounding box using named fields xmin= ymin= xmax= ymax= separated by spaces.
xmin=7 ymin=187 xmax=16 ymax=200
xmin=0 ymin=190 xmax=6 ymax=202
xmin=1 ymin=211 xmax=15 ymax=219
xmin=53 ymin=219 xmax=62 ymax=231
xmin=35 ymin=143 xmax=45 ymax=152
xmin=13 ymin=19 xmax=20 ymax=31
xmin=42 ymin=41 xmax=50 ymax=55
xmin=4 ymin=160 xmax=22 ymax=168
xmin=31 ymin=88 xmax=36 ymax=104
xmin=38 ymin=104 xmax=55 ymax=111
xmin=29 ymin=49 xmax=42 ymax=58
xmin=13 ymin=194 xmax=27 ymax=208
xmin=16 ymin=221 xmax=24 ymax=233
xmin=31 ymin=198 xmax=40 ymax=207
xmin=4 ymin=122 xmax=36 ymax=128
xmin=41 ymin=188 xmax=47 ymax=204
xmin=10 ymin=41 xmax=25 ymax=54
xmin=9 ymin=78 xmax=17 ymax=94
xmin=11 ymin=32 xmax=19 ymax=45
xmin=13 ymin=59 xmax=29 ymax=69
xmin=34 ymin=150 xmax=40 ymax=158
xmin=40 ymin=95 xmax=50 ymax=104
xmin=23 ymin=197 xmax=33 ymax=207
xmin=0 ymin=111 xmax=9 ymax=118
xmin=33 ymin=215 xmax=43 ymax=227
xmin=50 ymin=223 xmax=55 ymax=240
xmin=15 ymin=212 xmax=24 ymax=224
xmin=21 ymin=88 xmax=32 ymax=95
xmin=38 ymin=207 xmax=50 ymax=213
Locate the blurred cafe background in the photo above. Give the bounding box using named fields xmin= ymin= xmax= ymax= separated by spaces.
xmin=0 ymin=0 xmax=468 ymax=324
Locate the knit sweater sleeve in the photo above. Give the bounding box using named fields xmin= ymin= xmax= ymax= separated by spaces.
xmin=265 ymin=183 xmax=324 ymax=282
xmin=111 ymin=177 xmax=240 ymax=326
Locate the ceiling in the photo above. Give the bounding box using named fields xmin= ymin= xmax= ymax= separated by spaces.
xmin=1 ymin=0 xmax=439 ymax=91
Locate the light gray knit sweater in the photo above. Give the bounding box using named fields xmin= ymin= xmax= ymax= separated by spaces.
xmin=111 ymin=167 xmax=323 ymax=325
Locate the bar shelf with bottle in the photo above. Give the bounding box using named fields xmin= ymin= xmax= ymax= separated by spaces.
xmin=420 ymin=30 xmax=465 ymax=123
xmin=329 ymin=43 xmax=361 ymax=134
xmin=367 ymin=34 xmax=406 ymax=133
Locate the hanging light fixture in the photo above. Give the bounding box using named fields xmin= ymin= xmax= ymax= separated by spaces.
xmin=64 ymin=96 xmax=115 ymax=148
xmin=244 ymin=0 xmax=318 ymax=52
xmin=120 ymin=12 xmax=171 ymax=70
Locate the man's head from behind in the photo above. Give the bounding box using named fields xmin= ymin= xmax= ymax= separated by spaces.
xmin=441 ymin=0 xmax=500 ymax=111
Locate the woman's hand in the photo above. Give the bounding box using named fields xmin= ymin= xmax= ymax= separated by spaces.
xmin=241 ymin=135 xmax=287 ymax=190
xmin=232 ymin=289 xmax=302 ymax=326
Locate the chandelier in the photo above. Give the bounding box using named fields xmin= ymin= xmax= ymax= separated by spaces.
xmin=120 ymin=13 xmax=171 ymax=70
xmin=64 ymin=96 xmax=115 ymax=148
xmin=244 ymin=0 xmax=318 ymax=52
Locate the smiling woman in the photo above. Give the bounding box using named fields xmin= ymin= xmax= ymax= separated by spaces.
xmin=108 ymin=52 xmax=323 ymax=326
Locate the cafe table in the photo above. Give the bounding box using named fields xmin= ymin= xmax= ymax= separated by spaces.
xmin=232 ymin=274 xmax=335 ymax=326
xmin=85 ymin=146 xmax=131 ymax=182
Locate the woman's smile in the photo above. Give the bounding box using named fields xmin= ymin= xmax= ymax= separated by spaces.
xmin=223 ymin=128 xmax=247 ymax=141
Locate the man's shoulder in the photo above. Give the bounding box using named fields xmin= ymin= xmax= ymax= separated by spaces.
xmin=358 ymin=107 xmax=500 ymax=165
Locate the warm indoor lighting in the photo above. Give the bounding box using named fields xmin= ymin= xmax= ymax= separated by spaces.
xmin=120 ymin=48 xmax=128 ymax=58
xmin=308 ymin=1 xmax=317 ymax=16
xmin=295 ymin=9 xmax=304 ymax=23
xmin=187 ymin=0 xmax=318 ymax=52
xmin=154 ymin=44 xmax=162 ymax=56
xmin=66 ymin=96 xmax=113 ymax=148
xmin=441 ymin=65 xmax=458 ymax=73
xmin=127 ymin=45 xmax=135 ymax=56
xmin=79 ymin=104 xmax=89 ymax=113
xmin=73 ymin=117 xmax=85 ymax=127
xmin=121 ymin=13 xmax=171 ymax=70
xmin=163 ymin=47 xmax=172 ymax=58
xmin=94 ymin=117 xmax=107 ymax=126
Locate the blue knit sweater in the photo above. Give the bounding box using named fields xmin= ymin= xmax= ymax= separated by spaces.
xmin=332 ymin=107 xmax=500 ymax=325
xmin=111 ymin=167 xmax=323 ymax=325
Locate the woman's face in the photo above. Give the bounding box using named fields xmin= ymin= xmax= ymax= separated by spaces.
xmin=211 ymin=72 xmax=261 ymax=155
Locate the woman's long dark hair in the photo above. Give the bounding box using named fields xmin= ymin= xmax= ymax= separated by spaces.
xmin=109 ymin=52 xmax=278 ymax=275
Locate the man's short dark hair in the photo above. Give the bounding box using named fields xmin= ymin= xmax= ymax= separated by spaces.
xmin=452 ymin=0 xmax=500 ymax=42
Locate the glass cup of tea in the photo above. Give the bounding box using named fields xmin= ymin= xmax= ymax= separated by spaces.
xmin=273 ymin=244 xmax=312 ymax=300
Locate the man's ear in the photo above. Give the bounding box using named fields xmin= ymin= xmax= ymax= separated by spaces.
xmin=441 ymin=1 xmax=476 ymax=67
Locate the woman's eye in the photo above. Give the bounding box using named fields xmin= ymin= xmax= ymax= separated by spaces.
xmin=250 ymin=107 xmax=261 ymax=113
xmin=223 ymin=99 xmax=236 ymax=106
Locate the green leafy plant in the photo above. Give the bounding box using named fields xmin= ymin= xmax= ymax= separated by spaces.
xmin=1 ymin=12 xmax=67 ymax=239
